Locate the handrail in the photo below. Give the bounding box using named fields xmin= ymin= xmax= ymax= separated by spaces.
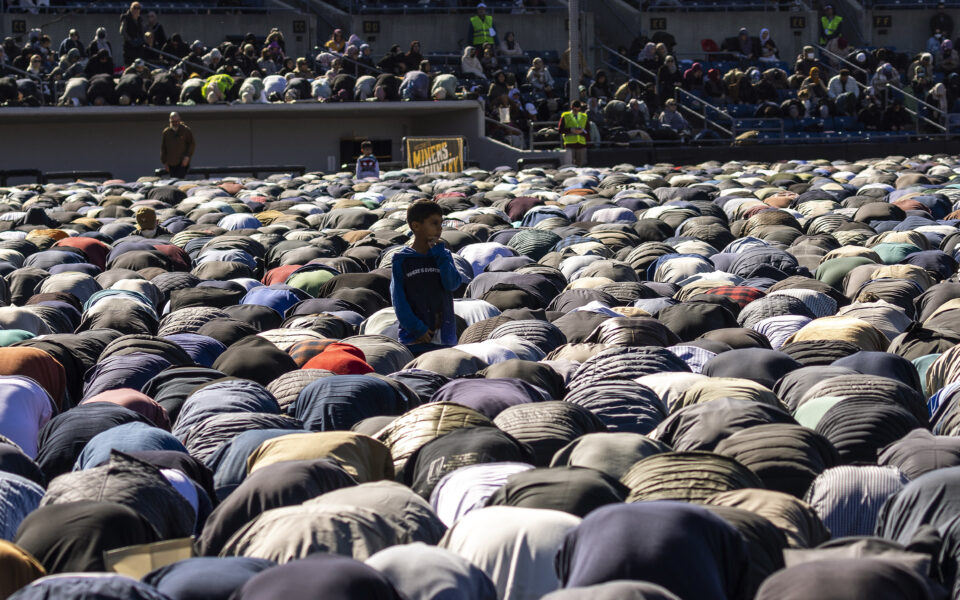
xmin=598 ymin=43 xmax=657 ymax=82
xmin=889 ymin=83 xmax=947 ymax=133
xmin=2 ymin=62 xmax=44 ymax=83
xmin=673 ymin=86 xmax=736 ymax=137
xmin=814 ymin=43 xmax=868 ymax=77
xmin=485 ymin=115 xmax=525 ymax=150
xmin=144 ymin=46 xmax=216 ymax=76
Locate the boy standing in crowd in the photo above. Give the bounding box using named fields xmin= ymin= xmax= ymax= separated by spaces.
xmin=355 ymin=140 xmax=380 ymax=179
xmin=390 ymin=200 xmax=462 ymax=355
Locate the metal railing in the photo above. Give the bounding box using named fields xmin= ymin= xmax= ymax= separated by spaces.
xmin=814 ymin=43 xmax=868 ymax=78
xmin=600 ymin=45 xmax=734 ymax=136
xmin=153 ymin=165 xmax=306 ymax=178
xmin=144 ymin=46 xmax=217 ymax=75
xmin=485 ymin=115 xmax=526 ymax=149
xmin=599 ymin=43 xmax=657 ymax=82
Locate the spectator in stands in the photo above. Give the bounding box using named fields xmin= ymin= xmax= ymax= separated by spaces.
xmin=638 ymin=42 xmax=657 ymax=75
xmin=85 ymin=49 xmax=115 ymax=78
xmin=682 ymin=63 xmax=703 ymax=93
xmin=871 ymin=62 xmax=899 ymax=106
xmin=202 ymin=73 xmax=233 ymax=103
xmin=559 ymin=100 xmax=588 ymax=166
xmin=117 ymin=65 xmax=148 ymax=105
xmin=266 ymin=29 xmax=286 ymax=56
xmin=704 ymin=68 xmax=725 ymax=104
xmin=148 ymin=67 xmax=180 ymax=104
xmin=659 ymin=98 xmax=689 ymax=139
xmin=932 ymin=2 xmax=953 ymax=39
xmin=326 ymin=29 xmax=346 ymax=54
xmin=928 ymin=82 xmax=949 ymax=127
xmin=801 ymin=67 xmax=828 ymax=101
xmin=404 ymin=41 xmax=423 ymax=74
xmin=145 ymin=12 xmax=166 ymax=48
xmin=589 ymin=70 xmax=613 ymax=99
xmin=374 ymin=72 xmax=401 ymax=100
xmin=58 ymin=76 xmax=87 ymax=106
xmin=946 ymin=72 xmax=960 ymax=111
xmin=912 ymin=64 xmax=934 ymax=99
xmin=754 ymin=69 xmax=778 ymax=104
xmin=526 ymin=57 xmax=553 ymax=95
xmin=58 ymin=29 xmax=84 ymax=60
xmin=615 ymin=79 xmax=642 ymax=102
xmin=25 ymin=54 xmax=45 ymax=78
xmin=828 ymin=68 xmax=859 ymax=115
xmin=180 ymin=41 xmax=206 ymax=74
xmin=484 ymin=69 xmax=506 ymax=101
xmin=120 ymin=1 xmax=145 ymax=65
xmin=481 ymin=43 xmax=499 ymax=76
xmin=882 ymin=99 xmax=911 ymax=131
xmin=461 ymin=46 xmax=485 ymax=80
xmin=857 ymin=90 xmax=881 ymax=129
xmin=938 ymin=40 xmax=959 ymax=74
xmin=732 ymin=28 xmax=759 ymax=64
xmin=54 ymin=49 xmax=83 ymax=80
xmin=358 ymin=44 xmax=376 ymax=74
xmin=161 ymin=33 xmax=188 ymax=61
xmin=432 ymin=72 xmax=458 ymax=100
xmin=204 ymin=49 xmax=222 ymax=71
xmin=378 ymin=45 xmax=405 ymax=75
xmin=399 ymin=61 xmax=430 ymax=100
xmin=88 ymin=72 xmax=117 ymax=105
xmin=258 ymin=48 xmax=278 ymax=76
xmin=468 ymin=3 xmax=497 ymax=49
xmin=499 ymin=32 xmax=523 ymax=61
xmin=656 ymin=55 xmax=680 ymax=103
xmin=819 ymin=5 xmax=842 ymax=48
xmin=759 ymin=28 xmax=778 ymax=63
xmin=88 ymin=27 xmax=113 ymax=59
xmin=793 ymin=46 xmax=817 ymax=82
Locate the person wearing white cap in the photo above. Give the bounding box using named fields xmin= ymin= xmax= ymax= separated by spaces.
xmin=468 ymin=3 xmax=497 ymax=48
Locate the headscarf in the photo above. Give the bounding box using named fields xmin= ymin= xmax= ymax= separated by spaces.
xmin=809 ymin=66 xmax=820 ymax=82
xmin=136 ymin=206 xmax=158 ymax=231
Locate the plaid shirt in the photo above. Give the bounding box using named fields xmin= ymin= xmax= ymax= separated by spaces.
xmin=702 ymin=285 xmax=765 ymax=308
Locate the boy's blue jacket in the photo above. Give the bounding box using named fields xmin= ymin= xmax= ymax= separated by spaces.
xmin=390 ymin=243 xmax=462 ymax=345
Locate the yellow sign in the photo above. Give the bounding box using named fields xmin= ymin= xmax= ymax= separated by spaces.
xmin=405 ymin=137 xmax=464 ymax=173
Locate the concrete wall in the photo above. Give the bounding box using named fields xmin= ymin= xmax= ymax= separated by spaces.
xmin=0 ymin=13 xmax=319 ymax=60
xmin=344 ymin=11 xmax=594 ymax=57
xmin=644 ymin=9 xmax=819 ymax=65
xmin=0 ymin=101 xmax=554 ymax=179
xmin=864 ymin=8 xmax=953 ymax=54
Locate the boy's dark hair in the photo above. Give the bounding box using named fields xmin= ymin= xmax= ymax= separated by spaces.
xmin=360 ymin=140 xmax=372 ymax=149
xmin=406 ymin=200 xmax=443 ymax=226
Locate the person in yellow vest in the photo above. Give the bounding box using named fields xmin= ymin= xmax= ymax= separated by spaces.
xmin=467 ymin=3 xmax=497 ymax=49
xmin=558 ymin=100 xmax=589 ymax=167
xmin=819 ymin=5 xmax=843 ymax=46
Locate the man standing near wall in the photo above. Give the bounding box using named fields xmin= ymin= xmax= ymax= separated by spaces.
xmin=160 ymin=112 xmax=195 ymax=179
xmin=468 ymin=3 xmax=497 ymax=50
xmin=819 ymin=5 xmax=843 ymax=47
xmin=559 ymin=100 xmax=589 ymax=167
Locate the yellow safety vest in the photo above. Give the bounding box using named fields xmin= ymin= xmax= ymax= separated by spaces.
xmin=820 ymin=15 xmax=842 ymax=44
xmin=561 ymin=111 xmax=587 ymax=146
xmin=470 ymin=15 xmax=494 ymax=47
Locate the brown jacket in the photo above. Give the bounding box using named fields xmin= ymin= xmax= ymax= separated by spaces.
xmin=160 ymin=124 xmax=195 ymax=167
